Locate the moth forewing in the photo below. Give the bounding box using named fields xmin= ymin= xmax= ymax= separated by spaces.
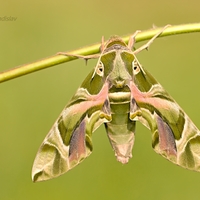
xmin=33 ymin=27 xmax=200 ymax=182
xmin=32 ymin=68 xmax=110 ymax=182
xmin=130 ymin=57 xmax=200 ymax=171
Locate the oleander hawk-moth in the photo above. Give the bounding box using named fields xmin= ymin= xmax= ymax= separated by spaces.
xmin=32 ymin=28 xmax=200 ymax=182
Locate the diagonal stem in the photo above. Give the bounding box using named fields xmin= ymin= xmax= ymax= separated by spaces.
xmin=0 ymin=23 xmax=200 ymax=83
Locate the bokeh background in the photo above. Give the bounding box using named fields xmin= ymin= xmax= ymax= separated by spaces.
xmin=1 ymin=1 xmax=200 ymax=200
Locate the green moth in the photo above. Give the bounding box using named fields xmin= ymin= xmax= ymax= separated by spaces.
xmin=32 ymin=27 xmax=200 ymax=182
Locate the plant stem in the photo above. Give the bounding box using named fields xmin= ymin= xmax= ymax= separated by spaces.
xmin=0 ymin=23 xmax=200 ymax=83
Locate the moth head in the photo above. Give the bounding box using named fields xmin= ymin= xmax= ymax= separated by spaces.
xmin=104 ymin=36 xmax=126 ymax=49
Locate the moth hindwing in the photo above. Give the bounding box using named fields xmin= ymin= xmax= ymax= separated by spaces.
xmin=32 ymin=29 xmax=200 ymax=182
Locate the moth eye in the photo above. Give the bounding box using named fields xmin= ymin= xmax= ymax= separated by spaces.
xmin=96 ymin=61 xmax=104 ymax=76
xmin=132 ymin=60 xmax=140 ymax=75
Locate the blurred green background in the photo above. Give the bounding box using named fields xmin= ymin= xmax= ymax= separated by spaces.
xmin=1 ymin=1 xmax=200 ymax=200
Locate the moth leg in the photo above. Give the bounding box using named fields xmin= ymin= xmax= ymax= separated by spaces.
xmin=57 ymin=52 xmax=100 ymax=60
xmin=133 ymin=24 xmax=171 ymax=54
xmin=100 ymin=36 xmax=105 ymax=52
xmin=128 ymin=30 xmax=141 ymax=50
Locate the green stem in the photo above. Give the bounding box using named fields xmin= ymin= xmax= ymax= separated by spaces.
xmin=0 ymin=23 xmax=200 ymax=83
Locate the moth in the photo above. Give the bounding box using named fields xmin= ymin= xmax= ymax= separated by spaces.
xmin=32 ymin=27 xmax=200 ymax=182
